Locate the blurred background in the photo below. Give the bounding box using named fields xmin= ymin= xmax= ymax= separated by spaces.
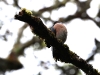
xmin=0 ymin=0 xmax=100 ymax=75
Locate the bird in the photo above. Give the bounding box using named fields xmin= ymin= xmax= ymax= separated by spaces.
xmin=50 ymin=21 xmax=67 ymax=61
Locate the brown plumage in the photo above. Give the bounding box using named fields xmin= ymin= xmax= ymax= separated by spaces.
xmin=50 ymin=22 xmax=67 ymax=61
xmin=53 ymin=23 xmax=67 ymax=43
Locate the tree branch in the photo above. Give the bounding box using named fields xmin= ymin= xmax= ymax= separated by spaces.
xmin=15 ymin=23 xmax=28 ymax=45
xmin=14 ymin=8 xmax=100 ymax=75
xmin=86 ymin=39 xmax=100 ymax=62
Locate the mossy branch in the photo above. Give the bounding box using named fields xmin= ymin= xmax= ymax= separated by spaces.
xmin=14 ymin=8 xmax=100 ymax=75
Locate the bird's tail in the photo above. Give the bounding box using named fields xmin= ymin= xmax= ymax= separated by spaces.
xmin=52 ymin=47 xmax=60 ymax=61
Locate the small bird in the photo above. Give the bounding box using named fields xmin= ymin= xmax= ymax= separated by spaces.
xmin=50 ymin=21 xmax=67 ymax=61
